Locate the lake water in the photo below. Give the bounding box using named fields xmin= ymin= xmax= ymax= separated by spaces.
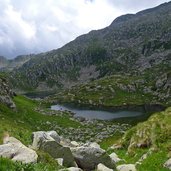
xmin=51 ymin=104 xmax=144 ymax=120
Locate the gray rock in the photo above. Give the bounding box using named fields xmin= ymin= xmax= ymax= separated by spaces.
xmin=71 ymin=144 xmax=115 ymax=171
xmin=56 ymin=158 xmax=63 ymax=166
xmin=32 ymin=131 xmax=76 ymax=167
xmin=117 ymin=164 xmax=136 ymax=171
xmin=109 ymin=152 xmax=122 ymax=163
xmin=59 ymin=167 xmax=83 ymax=171
xmin=0 ymin=137 xmax=37 ymax=164
xmin=70 ymin=141 xmax=80 ymax=147
xmin=97 ymin=163 xmax=113 ymax=171
xmin=155 ymin=74 xmax=167 ymax=89
xmin=32 ymin=131 xmax=60 ymax=149
xmin=47 ymin=130 xmax=61 ymax=143
xmin=164 ymin=158 xmax=171 ymax=170
xmin=0 ymin=78 xmax=16 ymax=108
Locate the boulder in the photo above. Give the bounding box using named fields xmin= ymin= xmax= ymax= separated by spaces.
xmin=71 ymin=141 xmax=80 ymax=147
xmin=32 ymin=131 xmax=76 ymax=167
xmin=32 ymin=131 xmax=60 ymax=149
xmin=71 ymin=143 xmax=115 ymax=171
xmin=117 ymin=164 xmax=136 ymax=171
xmin=164 ymin=158 xmax=171 ymax=170
xmin=0 ymin=137 xmax=37 ymax=164
xmin=59 ymin=167 xmax=83 ymax=171
xmin=97 ymin=163 xmax=113 ymax=171
xmin=109 ymin=152 xmax=122 ymax=163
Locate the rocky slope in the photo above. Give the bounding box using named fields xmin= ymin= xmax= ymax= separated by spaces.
xmin=48 ymin=72 xmax=171 ymax=107
xmin=8 ymin=2 xmax=171 ymax=91
xmin=0 ymin=75 xmax=15 ymax=108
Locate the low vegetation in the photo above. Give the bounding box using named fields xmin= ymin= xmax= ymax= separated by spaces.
xmin=100 ymin=107 xmax=171 ymax=171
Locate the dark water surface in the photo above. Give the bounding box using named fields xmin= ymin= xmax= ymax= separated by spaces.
xmin=51 ymin=104 xmax=144 ymax=120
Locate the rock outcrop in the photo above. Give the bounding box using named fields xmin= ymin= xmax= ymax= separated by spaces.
xmin=0 ymin=77 xmax=16 ymax=108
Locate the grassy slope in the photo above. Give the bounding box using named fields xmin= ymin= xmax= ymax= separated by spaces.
xmin=100 ymin=107 xmax=171 ymax=171
xmin=0 ymin=95 xmax=81 ymax=171
xmin=0 ymin=95 xmax=81 ymax=144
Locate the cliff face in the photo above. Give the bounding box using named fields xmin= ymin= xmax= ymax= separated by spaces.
xmin=0 ymin=76 xmax=16 ymax=108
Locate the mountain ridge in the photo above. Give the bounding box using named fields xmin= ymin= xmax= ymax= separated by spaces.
xmin=6 ymin=1 xmax=171 ymax=98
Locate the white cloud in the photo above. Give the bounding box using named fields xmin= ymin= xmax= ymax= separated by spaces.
xmin=0 ymin=0 xmax=169 ymax=58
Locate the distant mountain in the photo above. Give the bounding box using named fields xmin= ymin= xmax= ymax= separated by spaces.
xmin=0 ymin=54 xmax=34 ymax=71
xmin=8 ymin=2 xmax=171 ymax=93
xmin=0 ymin=56 xmax=9 ymax=69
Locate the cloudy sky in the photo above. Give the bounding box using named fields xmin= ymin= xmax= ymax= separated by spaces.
xmin=0 ymin=0 xmax=169 ymax=58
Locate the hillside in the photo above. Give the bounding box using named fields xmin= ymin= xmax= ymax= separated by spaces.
xmin=8 ymin=2 xmax=171 ymax=92
xmin=101 ymin=107 xmax=171 ymax=171
xmin=48 ymin=73 xmax=171 ymax=107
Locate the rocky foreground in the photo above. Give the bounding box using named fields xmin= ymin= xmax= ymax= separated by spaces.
xmin=0 ymin=130 xmax=171 ymax=171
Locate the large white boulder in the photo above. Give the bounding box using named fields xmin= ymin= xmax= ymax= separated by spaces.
xmin=32 ymin=131 xmax=76 ymax=167
xmin=71 ymin=143 xmax=115 ymax=171
xmin=0 ymin=137 xmax=37 ymax=164
xmin=97 ymin=163 xmax=113 ymax=171
xmin=117 ymin=164 xmax=136 ymax=171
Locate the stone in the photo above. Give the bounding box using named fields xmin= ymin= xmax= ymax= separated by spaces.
xmin=164 ymin=158 xmax=171 ymax=170
xmin=109 ymin=152 xmax=122 ymax=163
xmin=97 ymin=163 xmax=113 ymax=171
xmin=110 ymin=144 xmax=123 ymax=150
xmin=56 ymin=158 xmax=63 ymax=166
xmin=32 ymin=131 xmax=76 ymax=167
xmin=0 ymin=137 xmax=37 ymax=164
xmin=59 ymin=167 xmax=83 ymax=171
xmin=32 ymin=131 xmax=60 ymax=149
xmin=89 ymin=142 xmax=100 ymax=148
xmin=47 ymin=130 xmax=61 ymax=143
xmin=71 ymin=141 xmax=80 ymax=147
xmin=71 ymin=144 xmax=115 ymax=171
xmin=117 ymin=164 xmax=136 ymax=171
